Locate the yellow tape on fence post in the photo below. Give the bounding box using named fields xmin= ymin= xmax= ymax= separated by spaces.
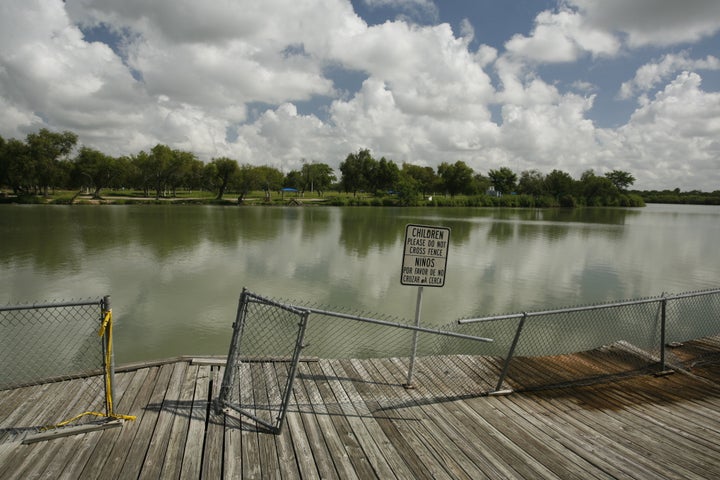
xmin=99 ymin=309 xmax=136 ymax=422
xmin=41 ymin=306 xmax=135 ymax=431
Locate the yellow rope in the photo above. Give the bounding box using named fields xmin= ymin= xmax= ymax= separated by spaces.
xmin=42 ymin=308 xmax=136 ymax=431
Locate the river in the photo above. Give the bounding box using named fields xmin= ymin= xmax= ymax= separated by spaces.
xmin=1 ymin=203 xmax=718 ymax=363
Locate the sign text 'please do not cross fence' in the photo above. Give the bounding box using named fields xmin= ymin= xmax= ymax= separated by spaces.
xmin=400 ymin=224 xmax=450 ymax=287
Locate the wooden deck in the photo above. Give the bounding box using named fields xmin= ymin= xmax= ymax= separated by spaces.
xmin=2 ymin=338 xmax=720 ymax=479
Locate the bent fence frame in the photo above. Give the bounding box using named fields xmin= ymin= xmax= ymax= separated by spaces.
xmin=216 ymin=288 xmax=494 ymax=434
xmin=459 ymin=288 xmax=720 ymax=394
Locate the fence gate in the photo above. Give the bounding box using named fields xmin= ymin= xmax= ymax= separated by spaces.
xmin=216 ymin=289 xmax=309 ymax=434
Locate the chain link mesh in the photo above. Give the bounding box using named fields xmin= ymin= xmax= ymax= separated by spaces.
xmin=218 ymin=291 xmax=308 ymax=433
xmin=220 ymin=287 xmax=720 ymax=418
xmin=0 ymin=299 xmax=107 ymax=437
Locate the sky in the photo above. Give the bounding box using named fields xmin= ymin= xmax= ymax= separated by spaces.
xmin=1 ymin=1 xmax=720 ymax=191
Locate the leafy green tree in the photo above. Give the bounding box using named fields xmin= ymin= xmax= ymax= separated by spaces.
xmin=396 ymin=171 xmax=421 ymax=205
xmin=206 ymin=157 xmax=240 ymax=200
xmin=544 ymin=169 xmax=575 ymax=200
xmin=473 ymin=173 xmax=491 ymax=195
xmin=165 ymin=150 xmax=201 ymax=197
xmin=254 ymin=165 xmax=284 ymax=193
xmin=605 ymin=169 xmax=636 ymax=192
xmin=0 ymin=135 xmax=6 ymax=188
xmin=130 ymin=150 xmax=154 ymax=196
xmin=73 ymin=147 xmax=119 ymax=199
xmin=25 ymin=129 xmax=78 ymax=196
xmin=580 ymin=169 xmax=616 ymax=205
xmin=517 ymin=169 xmax=545 ymax=196
xmin=340 ymin=149 xmax=376 ymax=196
xmin=488 ymin=167 xmax=518 ymax=195
xmin=142 ymin=144 xmax=175 ymax=199
xmin=375 ymin=157 xmax=400 ymax=193
xmin=2 ymin=138 xmax=34 ymax=194
xmin=401 ymin=163 xmax=438 ymax=197
xmin=300 ymin=162 xmax=335 ymax=195
xmin=438 ymin=160 xmax=475 ymax=196
xmin=182 ymin=154 xmax=205 ymax=192
xmin=284 ymin=170 xmax=304 ymax=190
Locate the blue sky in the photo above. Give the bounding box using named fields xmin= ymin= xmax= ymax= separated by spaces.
xmin=1 ymin=0 xmax=720 ymax=190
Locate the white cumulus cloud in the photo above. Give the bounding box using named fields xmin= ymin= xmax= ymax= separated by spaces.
xmin=0 ymin=0 xmax=719 ymax=191
xmin=619 ymin=52 xmax=720 ymax=99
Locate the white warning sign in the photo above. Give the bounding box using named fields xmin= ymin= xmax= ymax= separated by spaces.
xmin=400 ymin=224 xmax=450 ymax=287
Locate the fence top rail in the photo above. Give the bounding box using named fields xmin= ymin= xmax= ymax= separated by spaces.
xmin=305 ymin=305 xmax=493 ymax=343
xmin=243 ymin=289 xmax=493 ymax=344
xmin=457 ymin=287 xmax=720 ymax=325
xmin=0 ymin=298 xmax=104 ymax=313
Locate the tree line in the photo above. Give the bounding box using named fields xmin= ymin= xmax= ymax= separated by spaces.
xmin=1 ymin=128 xmax=647 ymax=207
xmin=0 ymin=129 xmax=335 ymax=202
xmin=338 ymin=148 xmax=642 ymax=207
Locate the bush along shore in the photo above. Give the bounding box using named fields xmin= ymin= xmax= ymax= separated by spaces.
xmin=0 ymin=188 xmax=649 ymax=208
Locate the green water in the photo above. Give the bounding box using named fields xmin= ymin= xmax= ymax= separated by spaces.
xmin=1 ymin=203 xmax=718 ymax=363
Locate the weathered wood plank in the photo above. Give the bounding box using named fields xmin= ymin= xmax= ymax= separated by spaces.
xmin=47 ymin=370 xmax=136 ymax=479
xmin=526 ymin=389 xmax=680 ymax=480
xmin=284 ymin=362 xmax=338 ymax=480
xmin=503 ymin=391 xmax=639 ymax=479
xmin=201 ymin=365 xmax=225 ymax=479
xmin=159 ymin=364 xmax=200 ymax=479
xmin=306 ymin=361 xmax=377 ymax=479
xmin=437 ymin=354 xmax=610 ymax=480
xmin=340 ymin=358 xmax=431 ymax=480
xmin=137 ymin=361 xmax=190 ymax=480
xmin=347 ymin=357 xmax=473 ymax=480
xmin=71 ymin=368 xmax=150 ymax=479
xmin=222 ymin=364 xmax=243 ymax=480
xmin=388 ymin=354 xmax=556 ymax=478
xmin=239 ymin=362 xmax=263 ymax=479
xmin=179 ymin=365 xmax=211 ymax=480
xmin=568 ymin=387 xmax=717 ymax=479
xmin=265 ymin=363 xmax=304 ymax=479
xmin=116 ymin=362 xmax=176 ymax=480
xmin=329 ymin=359 xmax=422 ymax=479
xmin=2 ymin=339 xmax=720 ymax=480
xmin=318 ymin=359 xmax=402 ymax=479
xmin=0 ymin=377 xmax=100 ymax=479
xmin=255 ymin=363 xmax=282 ymax=478
xmin=296 ymin=362 xmax=360 ymax=480
xmin=388 ymin=356 xmax=563 ymax=480
xmin=360 ymin=357 xmax=516 ymax=480
xmin=93 ymin=367 xmax=161 ymax=480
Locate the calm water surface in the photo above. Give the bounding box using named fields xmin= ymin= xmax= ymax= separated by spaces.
xmin=1 ymin=203 xmax=718 ymax=363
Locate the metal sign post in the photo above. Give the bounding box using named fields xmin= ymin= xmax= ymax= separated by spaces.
xmin=401 ymin=224 xmax=450 ymax=388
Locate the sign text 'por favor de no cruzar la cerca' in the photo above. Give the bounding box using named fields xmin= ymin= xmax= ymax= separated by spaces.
xmin=401 ymin=224 xmax=450 ymax=287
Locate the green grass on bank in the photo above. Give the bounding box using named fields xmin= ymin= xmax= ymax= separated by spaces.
xmin=0 ymin=188 xmax=652 ymax=208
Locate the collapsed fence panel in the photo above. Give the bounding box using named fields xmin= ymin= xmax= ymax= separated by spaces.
xmin=217 ymin=289 xmax=494 ymax=433
xmin=217 ymin=290 xmax=309 ymax=434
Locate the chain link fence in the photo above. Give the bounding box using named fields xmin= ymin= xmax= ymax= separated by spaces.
xmin=457 ymin=288 xmax=720 ymax=392
xmin=217 ymin=289 xmax=494 ymax=432
xmin=217 ymin=290 xmax=310 ymax=433
xmin=0 ymin=297 xmax=112 ymax=440
xmin=219 ymin=287 xmax=720 ymax=433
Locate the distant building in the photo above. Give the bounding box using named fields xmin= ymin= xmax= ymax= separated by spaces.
xmin=486 ymin=186 xmax=502 ymax=197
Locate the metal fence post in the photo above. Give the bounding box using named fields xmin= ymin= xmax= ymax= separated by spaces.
xmin=274 ymin=309 xmax=309 ymax=434
xmin=217 ymin=289 xmax=249 ymax=413
xmin=493 ymin=312 xmax=527 ymax=394
xmin=405 ymin=286 xmax=424 ymax=388
xmin=660 ymin=294 xmax=667 ymax=371
xmin=101 ymin=295 xmax=114 ymax=416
